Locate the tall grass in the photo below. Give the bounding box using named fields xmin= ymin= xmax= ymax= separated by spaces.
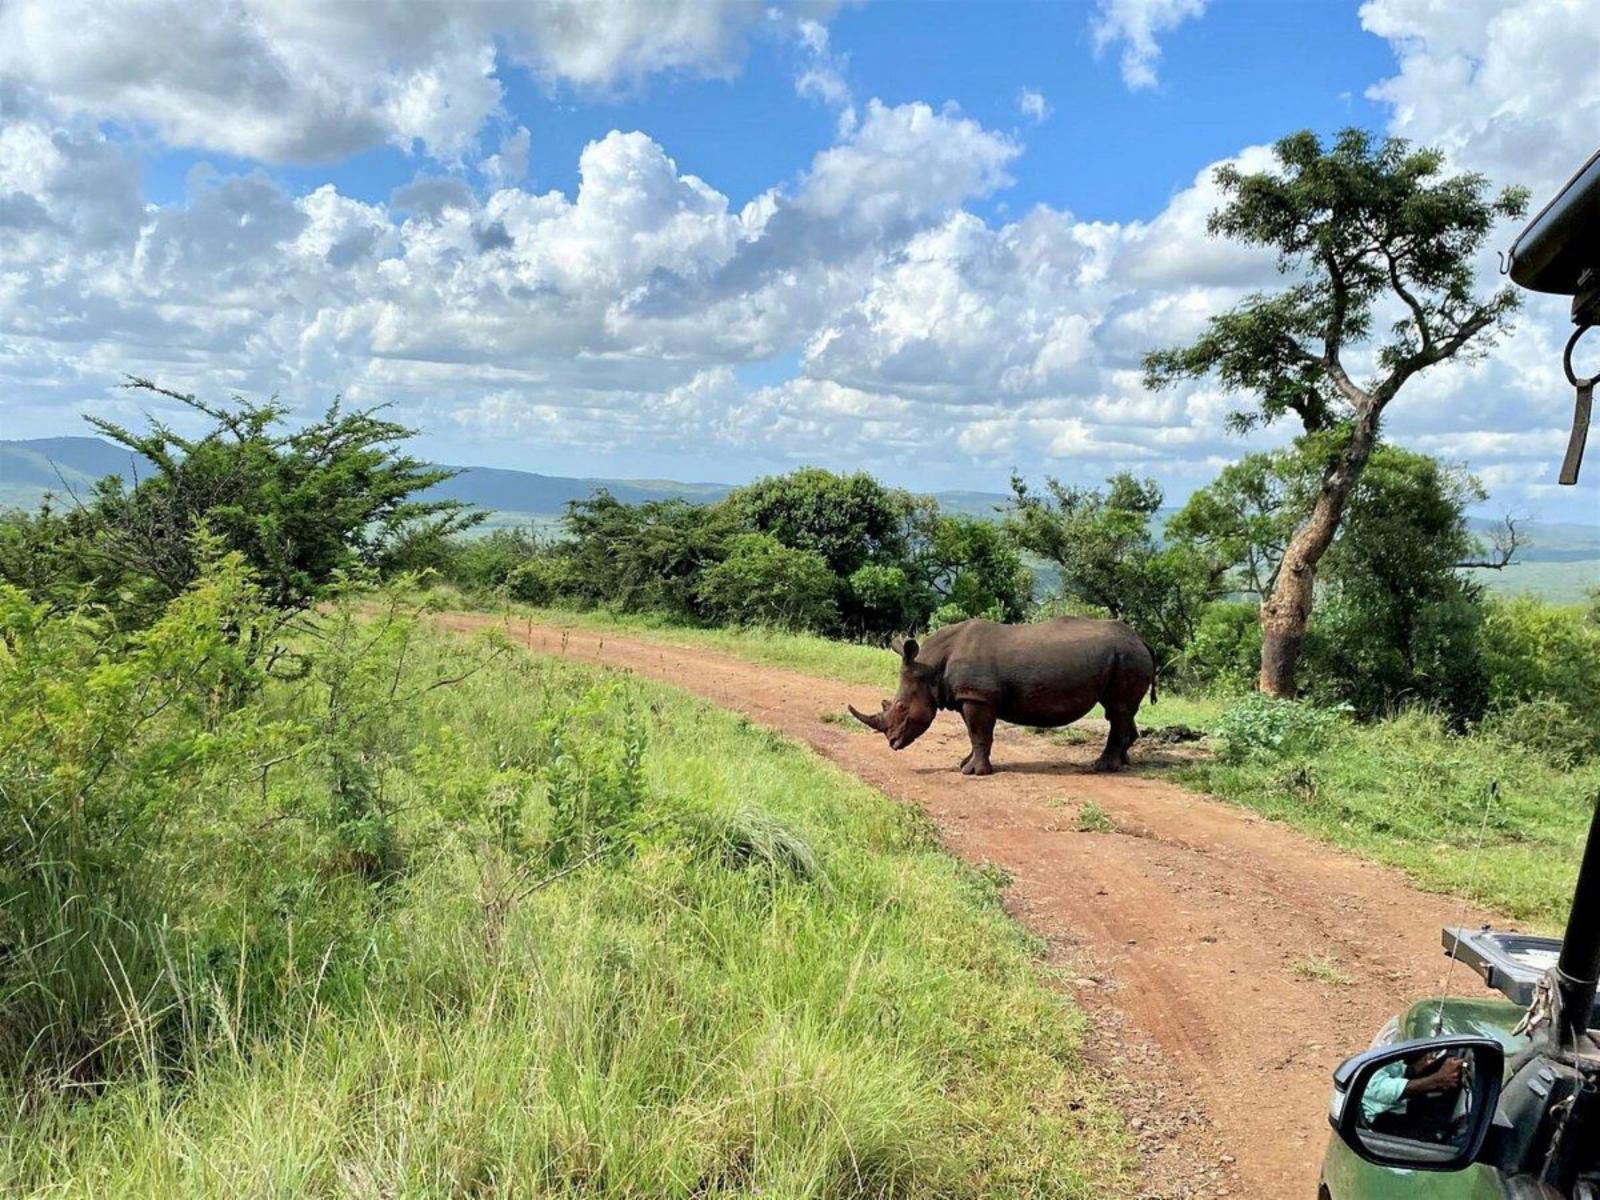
xmin=0 ymin=588 xmax=1129 ymax=1197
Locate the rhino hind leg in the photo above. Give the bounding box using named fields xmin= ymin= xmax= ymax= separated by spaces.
xmin=1095 ymin=706 xmax=1139 ymax=773
xmin=958 ymin=701 xmax=996 ymax=776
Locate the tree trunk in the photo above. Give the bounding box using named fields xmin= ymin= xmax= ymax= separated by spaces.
xmin=1258 ymin=401 xmax=1382 ymax=698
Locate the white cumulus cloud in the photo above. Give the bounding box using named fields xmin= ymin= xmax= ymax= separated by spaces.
xmin=1090 ymin=0 xmax=1209 ymax=91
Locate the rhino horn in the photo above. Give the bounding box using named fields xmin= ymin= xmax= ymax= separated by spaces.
xmin=848 ymin=703 xmax=888 ymax=732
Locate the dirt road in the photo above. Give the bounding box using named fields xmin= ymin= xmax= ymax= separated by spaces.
xmin=439 ymin=613 xmax=1506 ymax=1197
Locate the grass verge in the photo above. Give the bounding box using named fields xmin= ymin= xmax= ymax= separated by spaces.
xmin=1 ymin=617 xmax=1130 ymax=1198
xmin=1174 ymin=710 xmax=1599 ymax=929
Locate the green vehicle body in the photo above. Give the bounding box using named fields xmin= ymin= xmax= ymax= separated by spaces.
xmin=1320 ymin=998 xmax=1532 ymax=1198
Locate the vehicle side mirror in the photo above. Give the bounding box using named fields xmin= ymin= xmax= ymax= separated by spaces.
xmin=1328 ymin=1037 xmax=1504 ymax=1172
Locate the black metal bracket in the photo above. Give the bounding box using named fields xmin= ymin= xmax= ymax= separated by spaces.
xmin=1560 ymin=324 xmax=1595 ymax=486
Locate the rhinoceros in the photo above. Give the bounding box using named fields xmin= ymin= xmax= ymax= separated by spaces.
xmin=848 ymin=616 xmax=1158 ymax=775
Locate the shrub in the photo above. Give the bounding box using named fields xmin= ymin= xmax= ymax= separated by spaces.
xmin=1481 ymin=596 xmax=1600 ymax=721
xmin=697 ymin=534 xmax=838 ymax=632
xmin=1214 ymin=693 xmax=1349 ymax=763
xmin=1481 ymin=698 xmax=1600 ymax=768
xmin=846 ymin=561 xmax=925 ymax=635
xmin=1184 ymin=601 xmax=1262 ymax=690
xmin=451 ymin=527 xmax=546 ymax=592
xmin=1302 ymin=582 xmax=1487 ymax=724
xmin=537 ymin=684 xmax=651 ymax=870
xmin=0 ymin=551 xmax=283 ymax=1072
xmin=505 ymin=552 xmax=582 ymax=605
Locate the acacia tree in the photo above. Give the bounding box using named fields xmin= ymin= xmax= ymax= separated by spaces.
xmin=1145 ymin=130 xmax=1528 ymax=697
xmin=86 ymin=378 xmax=478 ymax=617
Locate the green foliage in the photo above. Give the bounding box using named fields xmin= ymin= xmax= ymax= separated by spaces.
xmin=443 ymin=526 xmax=545 ymax=592
xmin=697 ymin=533 xmax=838 ymax=631
xmin=1480 ymin=596 xmax=1600 ymax=719
xmin=561 ymin=491 xmax=737 ymax=618
xmin=0 ymin=589 xmax=1129 ymax=1197
xmin=1184 ymin=601 xmax=1263 ymax=691
xmin=1007 ymin=471 xmax=1212 ymax=666
xmin=1173 ymin=443 xmax=1500 ymax=719
xmin=435 ymin=468 xmax=1035 ymax=641
xmin=1300 ymin=448 xmax=1490 ymax=720
xmin=0 ymin=548 xmax=283 ymax=1071
xmin=1144 ymin=129 xmax=1528 ymax=436
xmin=1167 ymin=449 xmax=1308 ymax=600
xmin=1213 ymin=693 xmax=1349 ymax=763
xmin=505 ymin=550 xmax=582 ymax=605
xmin=536 ymin=684 xmax=651 ymax=869
xmin=0 ymin=498 xmax=164 ymax=621
xmin=1481 ymin=699 xmax=1600 ymax=769
xmin=1182 ymin=707 xmax=1600 ymax=926
xmin=83 ymin=379 xmax=480 ymax=615
xmin=845 ymin=561 xmax=926 ymax=634
xmin=920 ymin=513 xmax=1032 ymax=625
xmin=731 ymin=468 xmax=912 ymax=580
xmin=1144 ymin=129 xmax=1528 ymax=699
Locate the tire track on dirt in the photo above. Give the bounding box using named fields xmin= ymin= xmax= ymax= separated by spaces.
xmin=438 ymin=613 xmax=1508 ymax=1197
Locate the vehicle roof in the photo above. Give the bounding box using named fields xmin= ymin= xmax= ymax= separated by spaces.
xmin=1509 ymin=145 xmax=1600 ymax=295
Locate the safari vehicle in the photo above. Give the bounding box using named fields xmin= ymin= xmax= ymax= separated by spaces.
xmin=1320 ymin=147 xmax=1600 ymax=1198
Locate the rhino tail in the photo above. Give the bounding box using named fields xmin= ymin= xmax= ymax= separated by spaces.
xmin=1140 ymin=637 xmax=1158 ymax=705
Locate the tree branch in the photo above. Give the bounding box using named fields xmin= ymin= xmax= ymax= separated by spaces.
xmin=1383 ymin=246 xmax=1435 ymax=357
xmin=1455 ymin=514 xmax=1522 ymax=571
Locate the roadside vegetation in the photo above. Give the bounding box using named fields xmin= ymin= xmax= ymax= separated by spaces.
xmin=0 ymin=569 xmax=1129 ymax=1196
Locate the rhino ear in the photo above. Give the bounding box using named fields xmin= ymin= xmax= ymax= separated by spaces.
xmin=901 ymin=638 xmax=920 ymax=665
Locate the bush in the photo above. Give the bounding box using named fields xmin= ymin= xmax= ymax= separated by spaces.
xmin=505 ymin=552 xmax=581 ymax=605
xmin=1481 ymin=698 xmax=1600 ymax=768
xmin=1184 ymin=601 xmax=1262 ymax=690
xmin=1481 ymin=596 xmax=1600 ymax=720
xmin=450 ymin=527 xmax=546 ymax=592
xmin=1214 ymin=693 xmax=1349 ymax=763
xmin=1302 ymin=583 xmax=1487 ymax=723
xmin=0 ymin=550 xmax=281 ymax=1071
xmin=846 ymin=561 xmax=926 ymax=635
xmin=697 ymin=534 xmax=838 ymax=631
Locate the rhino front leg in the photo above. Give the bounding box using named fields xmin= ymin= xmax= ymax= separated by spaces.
xmin=959 ymin=701 xmax=996 ymax=776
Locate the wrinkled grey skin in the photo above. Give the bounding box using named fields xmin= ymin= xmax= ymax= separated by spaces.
xmin=849 ymin=617 xmax=1158 ymax=776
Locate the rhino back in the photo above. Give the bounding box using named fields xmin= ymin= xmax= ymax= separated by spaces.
xmin=930 ymin=618 xmax=1152 ymax=722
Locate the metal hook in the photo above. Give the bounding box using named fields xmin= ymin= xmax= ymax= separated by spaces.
xmin=1564 ymin=323 xmax=1598 ymax=388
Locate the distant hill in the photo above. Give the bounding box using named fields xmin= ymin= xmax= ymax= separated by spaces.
xmin=0 ymin=437 xmax=156 ymax=507
xmin=0 ymin=434 xmax=1012 ymax=519
xmin=0 ymin=436 xmax=734 ymax=513
xmin=3 ymin=435 xmax=1596 ymax=601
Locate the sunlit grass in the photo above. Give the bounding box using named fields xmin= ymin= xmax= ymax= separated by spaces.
xmin=0 ymin=621 xmax=1131 ymax=1198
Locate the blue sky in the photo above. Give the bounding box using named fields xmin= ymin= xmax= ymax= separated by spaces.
xmin=1 ymin=0 xmax=1597 ymax=521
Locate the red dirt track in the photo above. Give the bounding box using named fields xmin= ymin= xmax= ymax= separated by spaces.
xmin=439 ymin=612 xmax=1505 ymax=1198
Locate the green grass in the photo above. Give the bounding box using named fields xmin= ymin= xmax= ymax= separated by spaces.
xmin=1175 ymin=709 xmax=1600 ymax=929
xmin=1291 ymin=956 xmax=1355 ymax=987
xmin=1074 ymin=803 xmax=1116 ymax=834
xmin=1 ymin=619 xmax=1130 ymax=1198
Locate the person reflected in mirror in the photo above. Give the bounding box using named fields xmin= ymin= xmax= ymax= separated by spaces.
xmin=1361 ymin=1049 xmax=1470 ymax=1138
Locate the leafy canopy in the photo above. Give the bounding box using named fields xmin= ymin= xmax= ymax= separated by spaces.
xmin=1144 ymin=129 xmax=1529 ymax=430
xmin=1007 ymin=472 xmax=1216 ymax=666
xmin=81 ymin=379 xmax=478 ymax=614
